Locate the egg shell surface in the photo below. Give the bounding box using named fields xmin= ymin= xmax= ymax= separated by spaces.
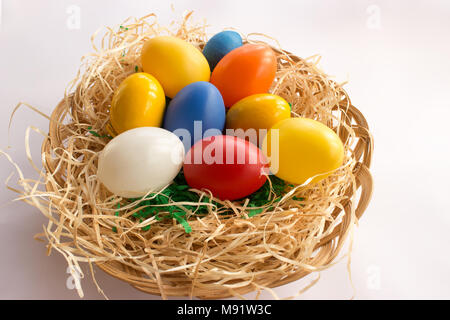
xmin=163 ymin=81 xmax=226 ymax=150
xmin=202 ymin=31 xmax=243 ymax=71
xmin=110 ymin=73 xmax=166 ymax=135
xmin=210 ymin=44 xmax=277 ymax=107
xmin=183 ymin=135 xmax=268 ymax=200
xmin=226 ymin=93 xmax=291 ymax=146
xmin=97 ymin=127 xmax=185 ymax=198
xmin=141 ymin=36 xmax=210 ymax=98
xmin=263 ymin=118 xmax=344 ymax=185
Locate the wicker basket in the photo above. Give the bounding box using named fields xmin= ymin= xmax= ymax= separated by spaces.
xmin=40 ymin=34 xmax=373 ymax=299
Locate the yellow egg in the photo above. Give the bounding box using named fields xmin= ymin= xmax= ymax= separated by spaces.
xmin=226 ymin=93 xmax=291 ymax=145
xmin=110 ymin=73 xmax=166 ymax=135
xmin=141 ymin=36 xmax=210 ymax=98
xmin=263 ymin=118 xmax=344 ymax=185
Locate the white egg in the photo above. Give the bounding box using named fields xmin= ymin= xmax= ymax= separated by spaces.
xmin=97 ymin=127 xmax=185 ymax=198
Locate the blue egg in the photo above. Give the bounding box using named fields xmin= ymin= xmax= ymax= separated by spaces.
xmin=163 ymin=81 xmax=225 ymax=151
xmin=202 ymin=31 xmax=243 ymax=71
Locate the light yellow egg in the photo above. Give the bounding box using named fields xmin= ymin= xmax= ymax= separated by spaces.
xmin=141 ymin=36 xmax=211 ymax=98
xmin=263 ymin=118 xmax=344 ymax=185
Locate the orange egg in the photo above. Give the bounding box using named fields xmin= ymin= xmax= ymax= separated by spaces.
xmin=210 ymin=44 xmax=277 ymax=107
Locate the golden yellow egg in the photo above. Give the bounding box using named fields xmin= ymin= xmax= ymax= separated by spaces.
xmin=110 ymin=72 xmax=165 ymax=135
xmin=226 ymin=93 xmax=291 ymax=145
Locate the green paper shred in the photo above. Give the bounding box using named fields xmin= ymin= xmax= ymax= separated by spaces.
xmin=243 ymin=175 xmax=289 ymax=217
xmin=135 ymin=65 xmax=139 ymax=72
xmin=123 ymin=171 xmax=214 ymax=233
xmin=112 ymin=203 xmax=120 ymax=233
xmin=117 ymin=171 xmax=302 ymax=233
xmin=248 ymin=204 xmax=264 ymax=217
xmin=87 ymin=126 xmax=112 ymax=139
xmin=173 ymin=212 xmax=192 ymax=233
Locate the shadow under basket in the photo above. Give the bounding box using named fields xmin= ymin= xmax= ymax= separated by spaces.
xmin=40 ymin=42 xmax=373 ymax=299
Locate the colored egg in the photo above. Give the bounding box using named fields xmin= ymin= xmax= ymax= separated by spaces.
xmin=226 ymin=93 xmax=291 ymax=145
xmin=163 ymin=81 xmax=226 ymax=150
xmin=141 ymin=36 xmax=210 ymax=98
xmin=202 ymin=31 xmax=243 ymax=71
xmin=210 ymin=44 xmax=277 ymax=107
xmin=97 ymin=127 xmax=185 ymax=198
xmin=183 ymin=135 xmax=268 ymax=200
xmin=110 ymin=73 xmax=165 ymax=135
xmin=263 ymin=118 xmax=344 ymax=185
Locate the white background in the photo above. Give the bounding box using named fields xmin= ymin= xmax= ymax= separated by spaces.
xmin=0 ymin=0 xmax=449 ymax=299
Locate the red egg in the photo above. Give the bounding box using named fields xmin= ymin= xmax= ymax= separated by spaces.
xmin=183 ymin=135 xmax=268 ymax=200
xmin=210 ymin=44 xmax=277 ymax=107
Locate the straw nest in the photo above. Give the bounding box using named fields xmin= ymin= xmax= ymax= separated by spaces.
xmin=9 ymin=12 xmax=373 ymax=299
